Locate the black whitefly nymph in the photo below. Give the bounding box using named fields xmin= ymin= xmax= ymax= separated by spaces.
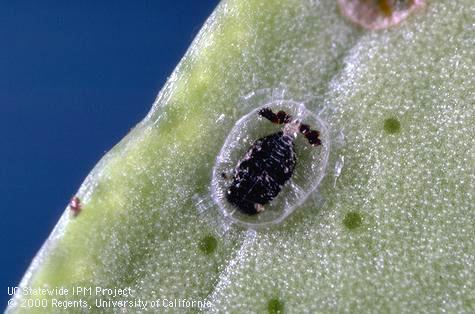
xmin=225 ymin=107 xmax=322 ymax=215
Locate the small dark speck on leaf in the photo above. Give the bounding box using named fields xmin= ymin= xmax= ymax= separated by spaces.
xmin=343 ymin=212 xmax=363 ymax=230
xmin=199 ymin=235 xmax=217 ymax=255
xmin=384 ymin=117 xmax=401 ymax=134
xmin=268 ymin=298 xmax=284 ymax=314
xmin=69 ymin=196 xmax=82 ymax=216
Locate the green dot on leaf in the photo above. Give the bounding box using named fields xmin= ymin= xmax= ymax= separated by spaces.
xmin=383 ymin=117 xmax=401 ymax=134
xmin=199 ymin=235 xmax=217 ymax=255
xmin=343 ymin=212 xmax=363 ymax=230
xmin=268 ymin=298 xmax=284 ymax=314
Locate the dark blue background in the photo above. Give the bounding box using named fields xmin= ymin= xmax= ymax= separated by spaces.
xmin=0 ymin=1 xmax=219 ymax=310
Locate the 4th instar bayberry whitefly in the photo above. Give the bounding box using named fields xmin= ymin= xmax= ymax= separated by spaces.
xmin=225 ymin=107 xmax=323 ymax=215
xmin=211 ymin=97 xmax=330 ymax=229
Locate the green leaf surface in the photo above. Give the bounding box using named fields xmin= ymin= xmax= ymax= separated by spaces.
xmin=8 ymin=0 xmax=474 ymax=313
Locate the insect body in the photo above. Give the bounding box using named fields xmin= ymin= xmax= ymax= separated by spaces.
xmin=225 ymin=108 xmax=322 ymax=215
